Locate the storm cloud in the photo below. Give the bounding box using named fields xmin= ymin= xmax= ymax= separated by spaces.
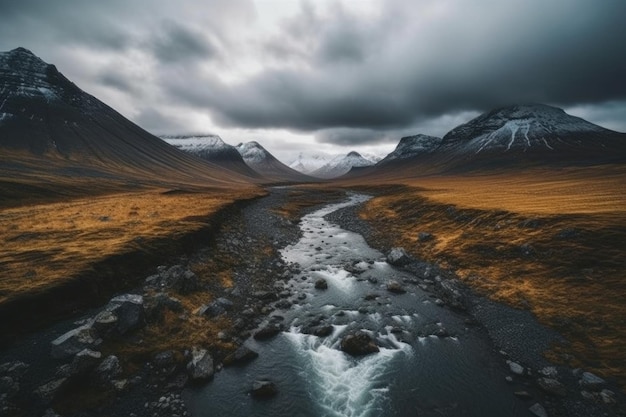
xmin=0 ymin=0 xmax=624 ymax=151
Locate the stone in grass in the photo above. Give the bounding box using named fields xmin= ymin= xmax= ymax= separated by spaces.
xmin=418 ymin=232 xmax=434 ymax=242
xmin=94 ymin=355 xmax=122 ymax=386
xmin=386 ymin=247 xmax=411 ymax=266
xmin=251 ymin=380 xmax=278 ymax=399
xmin=340 ymin=331 xmax=379 ymax=356
xmin=106 ymin=294 xmax=145 ymax=335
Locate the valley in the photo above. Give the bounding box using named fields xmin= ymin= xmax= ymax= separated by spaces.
xmin=1 ymin=45 xmax=625 ymax=417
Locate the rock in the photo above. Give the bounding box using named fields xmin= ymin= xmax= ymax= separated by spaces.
xmin=418 ymin=232 xmax=434 ymax=242
xmin=313 ymin=325 xmax=334 ymax=337
xmin=144 ymin=293 xmax=183 ymax=321
xmin=105 ymin=294 xmax=144 ymax=335
xmin=514 ymin=390 xmax=532 ymax=399
xmin=528 ymin=403 xmax=548 ymax=417
xmin=94 ymin=355 xmax=122 ymax=386
xmin=386 ymin=280 xmax=406 ymax=294
xmin=251 ymin=380 xmax=278 ymax=399
xmin=223 ymin=346 xmax=259 ymax=367
xmin=112 ymin=379 xmax=128 ymax=392
xmin=314 ymin=278 xmax=328 ymax=290
xmin=153 ymin=351 xmax=176 ymax=368
xmin=198 ymin=301 xmax=227 ymax=318
xmin=386 ymin=247 xmax=411 ymax=266
xmin=253 ymin=323 xmax=284 ymax=341
xmin=538 ymin=366 xmax=558 ymax=378
xmin=274 ymin=299 xmax=292 ymax=309
xmin=536 ymin=377 xmax=567 ymax=397
xmin=68 ymin=349 xmax=102 ymax=377
xmin=149 ymin=265 xmax=201 ymax=294
xmin=186 ymin=348 xmax=214 ymax=381
xmin=0 ymin=361 xmax=29 ymax=379
xmin=506 ymin=360 xmax=525 ymax=376
xmin=600 ymin=389 xmax=616 ymax=404
xmin=50 ymin=325 xmax=99 ymax=360
xmin=92 ymin=310 xmax=118 ymax=337
xmin=340 ymin=331 xmax=379 ymax=356
xmin=0 ymin=376 xmax=19 ymax=398
xmin=253 ymin=291 xmax=278 ymax=301
xmin=364 ymin=294 xmax=378 ymax=301
xmin=34 ymin=378 xmax=68 ymax=404
xmin=579 ymin=371 xmax=606 ymax=391
xmin=42 ymin=409 xmax=62 ymax=417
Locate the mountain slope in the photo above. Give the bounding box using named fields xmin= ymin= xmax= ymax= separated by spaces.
xmin=0 ymin=47 xmax=257 ymax=202
xmin=439 ymin=104 xmax=626 ymax=167
xmin=311 ymin=151 xmax=375 ymax=179
xmin=378 ymin=134 xmax=442 ymax=164
xmin=160 ymin=135 xmax=260 ymax=178
xmin=236 ymin=141 xmax=314 ymax=182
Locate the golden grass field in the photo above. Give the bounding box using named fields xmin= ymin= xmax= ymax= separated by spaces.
xmin=0 ymin=187 xmax=263 ymax=310
xmin=351 ymin=165 xmax=626 ymax=390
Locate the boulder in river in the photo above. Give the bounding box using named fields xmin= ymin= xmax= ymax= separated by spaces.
xmin=340 ymin=331 xmax=379 ymax=356
xmin=579 ymin=371 xmax=606 ymax=391
xmin=386 ymin=280 xmax=406 ymax=294
xmin=186 ymin=347 xmax=214 ymax=381
xmin=251 ymin=380 xmax=278 ymax=399
xmin=386 ymin=247 xmax=411 ymax=266
xmin=223 ymin=346 xmax=259 ymax=367
xmin=314 ymin=278 xmax=328 ymax=290
xmin=536 ymin=377 xmax=567 ymax=397
xmin=253 ymin=323 xmax=284 ymax=341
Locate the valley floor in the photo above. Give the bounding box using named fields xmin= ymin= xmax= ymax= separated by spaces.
xmin=0 ymin=176 xmax=624 ymax=417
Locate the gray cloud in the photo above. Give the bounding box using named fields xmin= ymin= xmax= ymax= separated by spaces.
xmin=0 ymin=0 xmax=624 ymax=149
xmin=149 ymin=22 xmax=218 ymax=63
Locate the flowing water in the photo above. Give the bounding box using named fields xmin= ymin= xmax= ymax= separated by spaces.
xmin=186 ymin=194 xmax=528 ymax=416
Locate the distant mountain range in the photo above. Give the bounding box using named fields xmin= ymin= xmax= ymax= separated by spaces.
xmin=235 ymin=141 xmax=313 ymax=182
xmin=311 ymin=151 xmax=376 ymax=179
xmin=2 ymin=47 xmax=624 ymax=196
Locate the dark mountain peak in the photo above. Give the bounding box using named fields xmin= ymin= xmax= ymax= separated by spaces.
xmin=9 ymin=47 xmax=37 ymax=56
xmin=347 ymin=151 xmax=362 ymax=157
xmin=440 ymin=103 xmax=615 ymax=155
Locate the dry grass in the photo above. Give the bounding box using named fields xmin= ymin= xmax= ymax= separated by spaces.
xmin=354 ymin=166 xmax=626 ymax=389
xmin=0 ymin=187 xmax=263 ymax=306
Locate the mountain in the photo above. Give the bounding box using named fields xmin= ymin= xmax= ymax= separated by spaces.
xmin=288 ymin=150 xmax=335 ymax=174
xmin=378 ymin=134 xmax=442 ymax=164
xmin=0 ymin=47 xmax=256 ymax=202
xmin=439 ymin=104 xmax=626 ymax=167
xmin=160 ymin=134 xmax=260 ymax=178
xmin=311 ymin=151 xmax=375 ymax=179
xmin=235 ymin=141 xmax=314 ymax=183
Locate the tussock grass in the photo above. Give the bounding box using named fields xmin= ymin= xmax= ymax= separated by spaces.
xmin=354 ymin=166 xmax=626 ymax=389
xmin=0 ymin=188 xmax=263 ymax=307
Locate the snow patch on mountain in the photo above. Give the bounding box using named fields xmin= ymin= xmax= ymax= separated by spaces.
xmin=160 ymin=134 xmax=230 ymax=152
xmin=311 ymin=151 xmax=375 ymax=179
xmin=288 ymin=150 xmax=335 ymax=174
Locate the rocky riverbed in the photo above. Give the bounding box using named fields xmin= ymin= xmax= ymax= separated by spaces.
xmin=0 ymin=187 xmax=623 ymax=417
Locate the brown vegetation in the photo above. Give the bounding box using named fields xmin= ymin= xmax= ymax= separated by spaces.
xmin=350 ymin=165 xmax=626 ymax=389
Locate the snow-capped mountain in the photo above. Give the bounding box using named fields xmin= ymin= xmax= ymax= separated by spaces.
xmin=378 ymin=134 xmax=442 ymax=164
xmin=236 ymin=141 xmax=313 ymax=182
xmin=0 ymin=47 xmax=256 ymax=189
xmin=311 ymin=151 xmax=375 ymax=179
xmin=287 ymin=151 xmax=335 ymax=174
xmin=441 ymin=104 xmax=624 ymax=156
xmin=160 ymin=134 xmax=242 ymax=162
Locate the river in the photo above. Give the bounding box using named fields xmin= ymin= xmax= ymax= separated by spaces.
xmin=186 ymin=194 xmax=528 ymax=416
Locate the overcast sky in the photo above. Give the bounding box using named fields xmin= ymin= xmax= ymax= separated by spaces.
xmin=1 ymin=0 xmax=625 ymax=162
